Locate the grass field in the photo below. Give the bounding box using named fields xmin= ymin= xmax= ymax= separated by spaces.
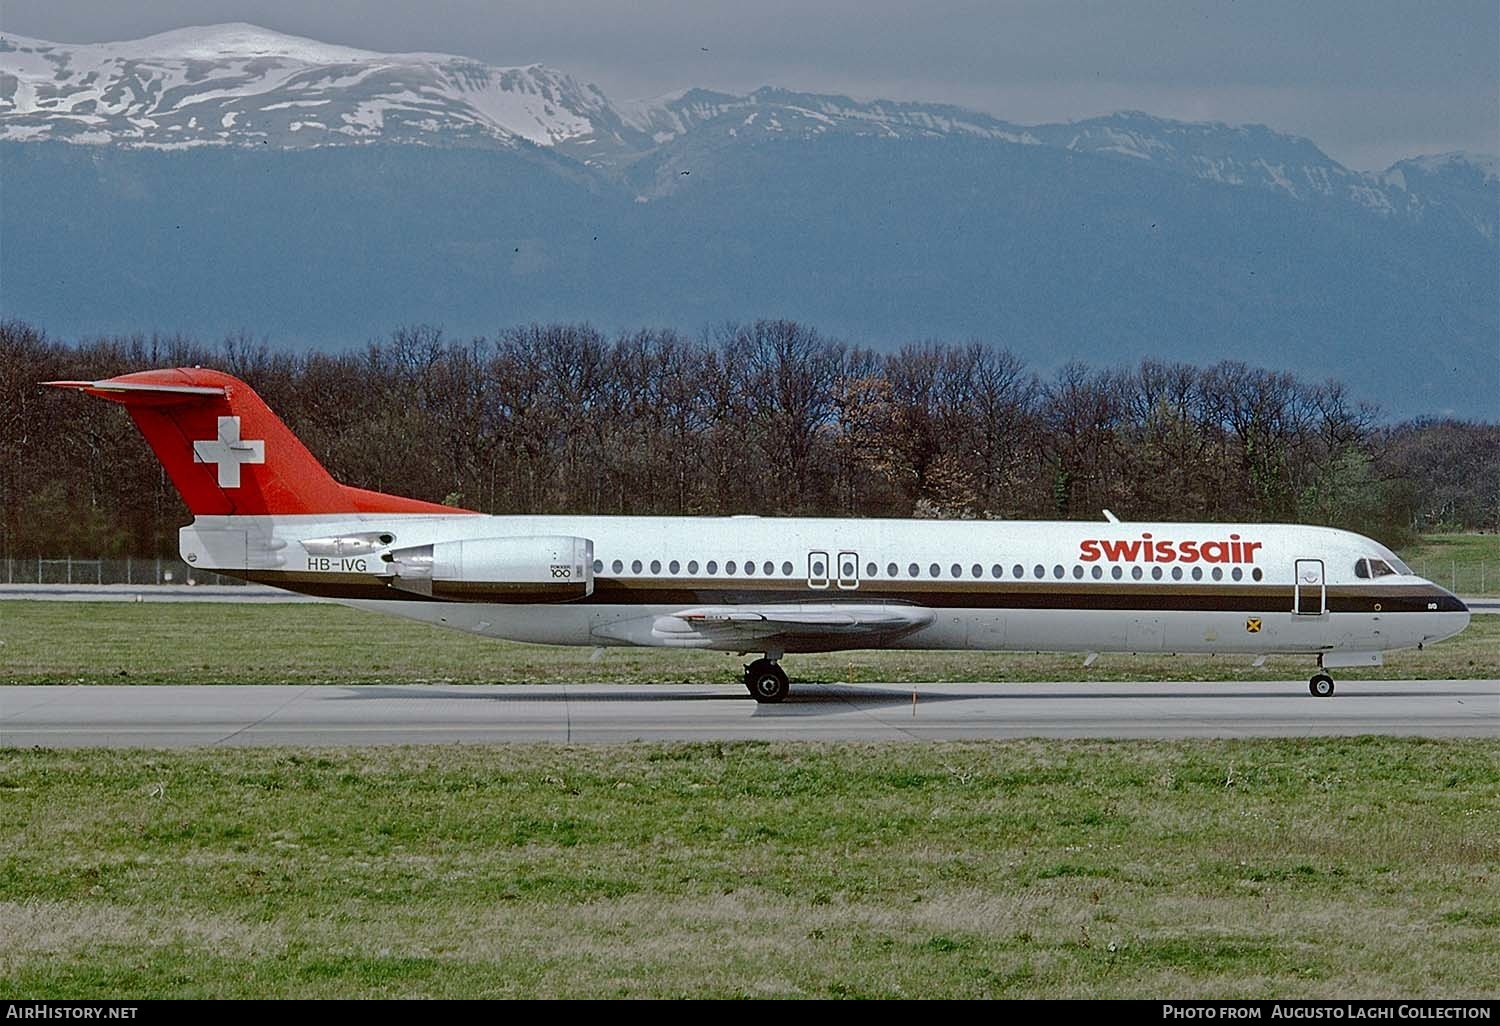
xmin=0 ymin=601 xmax=1494 ymax=686
xmin=2 ymin=582 xmax=1495 ymax=998
xmin=1 ymin=739 xmax=1496 ymax=999
xmin=1400 ymin=534 xmax=1500 ymax=597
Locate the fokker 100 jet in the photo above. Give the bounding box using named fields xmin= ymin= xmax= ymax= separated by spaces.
xmin=48 ymin=369 xmax=1470 ymax=702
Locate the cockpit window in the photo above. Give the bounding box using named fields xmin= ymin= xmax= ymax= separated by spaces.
xmin=1357 ymin=558 xmax=1400 ymax=579
xmin=1369 ymin=543 xmax=1413 ymax=576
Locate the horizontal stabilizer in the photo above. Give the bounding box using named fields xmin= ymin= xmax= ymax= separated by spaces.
xmin=45 ymin=379 xmax=227 ymax=403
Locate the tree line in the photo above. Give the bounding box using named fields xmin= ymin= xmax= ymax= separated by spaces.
xmin=1 ymin=318 xmax=1494 ymax=560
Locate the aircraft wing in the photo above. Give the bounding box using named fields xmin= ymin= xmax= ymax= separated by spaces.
xmin=651 ymin=603 xmax=934 ymax=647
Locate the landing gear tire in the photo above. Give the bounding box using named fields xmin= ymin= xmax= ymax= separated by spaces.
xmin=1309 ymin=673 xmax=1335 ymax=698
xmin=745 ymin=658 xmax=790 ymax=704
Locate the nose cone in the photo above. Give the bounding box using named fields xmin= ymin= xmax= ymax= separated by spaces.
xmin=1426 ymin=587 xmax=1470 ymax=644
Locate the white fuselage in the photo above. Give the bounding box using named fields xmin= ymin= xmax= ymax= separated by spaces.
xmin=181 ymin=513 xmax=1471 ymax=669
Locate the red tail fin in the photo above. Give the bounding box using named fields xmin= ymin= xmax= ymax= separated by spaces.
xmin=45 ymin=368 xmax=469 ymax=516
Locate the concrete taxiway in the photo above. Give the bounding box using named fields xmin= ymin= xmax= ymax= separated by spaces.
xmin=1 ymin=680 xmax=1495 ymax=746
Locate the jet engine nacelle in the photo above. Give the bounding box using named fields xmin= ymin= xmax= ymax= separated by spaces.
xmin=383 ymin=535 xmax=593 ymax=602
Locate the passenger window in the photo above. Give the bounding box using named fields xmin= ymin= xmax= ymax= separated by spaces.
xmin=669 ymin=560 xmax=680 ymax=574
xmin=781 ymin=561 xmax=793 ymax=575
xmin=888 ymin=562 xmax=899 ymax=577
xmin=909 ymin=563 xmax=920 ymax=577
xmin=726 ymin=561 xmax=737 ymax=574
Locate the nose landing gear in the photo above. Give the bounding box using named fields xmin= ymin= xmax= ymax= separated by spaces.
xmin=1309 ymin=672 xmax=1335 ymax=697
xmin=744 ymin=657 xmax=790 ymax=703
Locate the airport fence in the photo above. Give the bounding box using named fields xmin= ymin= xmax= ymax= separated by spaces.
xmin=1403 ymin=559 xmax=1496 ymax=597
xmin=2 ymin=557 xmax=249 ymax=588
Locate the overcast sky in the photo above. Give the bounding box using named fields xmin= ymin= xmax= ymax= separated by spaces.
xmin=5 ymin=0 xmax=1496 ymax=170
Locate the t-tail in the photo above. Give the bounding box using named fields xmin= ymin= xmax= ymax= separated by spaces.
xmin=45 ymin=368 xmax=466 ymax=516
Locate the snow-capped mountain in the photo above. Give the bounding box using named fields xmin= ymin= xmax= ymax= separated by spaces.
xmin=3 ymin=22 xmax=1494 ymax=233
xmin=615 ymin=86 xmax=1039 ymax=147
xmin=0 ymin=23 xmax=620 ymax=150
xmin=1379 ymin=151 xmax=1499 ymax=240
xmin=2 ymin=24 xmax=1495 ymax=418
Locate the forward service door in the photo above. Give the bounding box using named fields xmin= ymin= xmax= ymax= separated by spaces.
xmin=1294 ymin=559 xmax=1325 ymax=616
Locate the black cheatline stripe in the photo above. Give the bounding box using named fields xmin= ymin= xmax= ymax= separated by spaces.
xmin=584 ymin=584 xmax=1458 ymax=613
xmin=236 ymin=571 xmax=1464 ymax=613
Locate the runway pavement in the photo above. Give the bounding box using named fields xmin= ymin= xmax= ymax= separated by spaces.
xmin=1 ymin=679 xmax=1495 ymax=746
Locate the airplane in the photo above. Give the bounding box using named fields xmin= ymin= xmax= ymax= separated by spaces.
xmin=46 ymin=368 xmax=1471 ymax=702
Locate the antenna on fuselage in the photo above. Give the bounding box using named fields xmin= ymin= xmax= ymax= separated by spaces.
xmin=1102 ymin=509 xmax=1121 ymax=524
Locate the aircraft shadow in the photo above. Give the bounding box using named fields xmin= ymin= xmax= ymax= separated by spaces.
xmin=327 ymin=683 xmax=1491 ymax=709
xmin=332 ymin=685 xmax=749 ymax=703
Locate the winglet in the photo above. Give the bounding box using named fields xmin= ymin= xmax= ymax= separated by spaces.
xmin=1102 ymin=508 xmax=1121 ymax=524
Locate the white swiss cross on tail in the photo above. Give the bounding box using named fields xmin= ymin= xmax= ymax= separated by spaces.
xmin=193 ymin=416 xmax=265 ymax=488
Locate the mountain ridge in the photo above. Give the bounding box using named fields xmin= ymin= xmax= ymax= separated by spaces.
xmin=3 ymin=21 xmax=1494 ymax=233
xmin=1 ymin=24 xmax=1495 ymax=418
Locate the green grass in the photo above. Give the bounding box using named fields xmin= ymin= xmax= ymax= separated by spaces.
xmin=0 ymin=601 xmax=1494 ymax=685
xmin=1400 ymin=534 xmax=1500 ymax=596
xmin=0 ymin=740 xmax=1495 ymax=998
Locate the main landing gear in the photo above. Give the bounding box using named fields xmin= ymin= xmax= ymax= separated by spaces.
xmin=744 ymin=657 xmax=790 ymax=704
xmin=1309 ymin=672 xmax=1335 ymax=698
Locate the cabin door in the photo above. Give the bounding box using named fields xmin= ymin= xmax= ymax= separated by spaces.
xmin=836 ymin=551 xmax=860 ymax=590
xmin=808 ymin=551 xmax=830 ymax=589
xmin=1294 ymin=559 xmax=1325 ymax=616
